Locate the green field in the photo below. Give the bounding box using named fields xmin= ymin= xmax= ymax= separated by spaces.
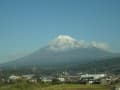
xmin=0 ymin=82 xmax=112 ymax=90
xmin=41 ymin=84 xmax=111 ymax=90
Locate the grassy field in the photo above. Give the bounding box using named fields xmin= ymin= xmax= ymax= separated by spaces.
xmin=0 ymin=82 xmax=112 ymax=90
xmin=41 ymin=84 xmax=111 ymax=90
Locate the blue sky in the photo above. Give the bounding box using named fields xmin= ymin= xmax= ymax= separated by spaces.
xmin=0 ymin=0 xmax=120 ymax=63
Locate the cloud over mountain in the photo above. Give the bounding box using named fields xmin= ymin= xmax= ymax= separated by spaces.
xmin=90 ymin=41 xmax=108 ymax=50
xmin=48 ymin=35 xmax=109 ymax=51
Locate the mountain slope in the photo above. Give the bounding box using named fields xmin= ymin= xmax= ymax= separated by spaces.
xmin=0 ymin=35 xmax=119 ymax=69
xmin=68 ymin=57 xmax=120 ymax=74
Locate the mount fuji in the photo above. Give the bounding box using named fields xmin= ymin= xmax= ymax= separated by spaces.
xmin=1 ymin=35 xmax=118 ymax=69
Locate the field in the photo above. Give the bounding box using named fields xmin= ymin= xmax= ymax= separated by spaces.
xmin=41 ymin=84 xmax=111 ymax=90
xmin=0 ymin=82 xmax=112 ymax=90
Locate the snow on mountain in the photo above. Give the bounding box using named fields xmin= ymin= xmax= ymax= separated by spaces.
xmin=48 ymin=35 xmax=85 ymax=51
xmin=48 ymin=35 xmax=109 ymax=51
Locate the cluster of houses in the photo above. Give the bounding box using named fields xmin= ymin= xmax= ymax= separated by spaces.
xmin=0 ymin=72 xmax=119 ymax=86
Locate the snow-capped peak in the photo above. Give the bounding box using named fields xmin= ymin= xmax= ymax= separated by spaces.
xmin=47 ymin=35 xmax=109 ymax=51
xmin=57 ymin=35 xmax=75 ymax=41
xmin=48 ymin=35 xmax=85 ymax=51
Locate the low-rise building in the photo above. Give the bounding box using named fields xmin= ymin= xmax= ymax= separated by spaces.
xmin=57 ymin=77 xmax=65 ymax=82
xmin=41 ymin=76 xmax=53 ymax=83
xmin=22 ymin=74 xmax=34 ymax=80
xmin=9 ymin=75 xmax=21 ymax=80
xmin=80 ymin=74 xmax=107 ymax=80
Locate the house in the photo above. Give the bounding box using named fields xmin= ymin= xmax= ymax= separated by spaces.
xmin=80 ymin=74 xmax=107 ymax=80
xmin=9 ymin=75 xmax=21 ymax=80
xmin=80 ymin=74 xmax=107 ymax=84
xmin=40 ymin=76 xmax=53 ymax=83
xmin=8 ymin=75 xmax=22 ymax=83
xmin=22 ymin=74 xmax=34 ymax=80
xmin=57 ymin=77 xmax=65 ymax=82
xmin=28 ymin=79 xmax=37 ymax=84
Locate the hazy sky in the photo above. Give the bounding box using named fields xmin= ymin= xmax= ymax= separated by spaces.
xmin=0 ymin=0 xmax=120 ymax=63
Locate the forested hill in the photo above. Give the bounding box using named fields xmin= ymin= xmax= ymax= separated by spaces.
xmin=67 ymin=57 xmax=120 ymax=74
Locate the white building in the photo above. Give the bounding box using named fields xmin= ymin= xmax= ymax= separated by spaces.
xmin=41 ymin=76 xmax=53 ymax=83
xmin=57 ymin=77 xmax=65 ymax=82
xmin=9 ymin=75 xmax=21 ymax=80
xmin=22 ymin=74 xmax=34 ymax=80
xmin=80 ymin=74 xmax=107 ymax=80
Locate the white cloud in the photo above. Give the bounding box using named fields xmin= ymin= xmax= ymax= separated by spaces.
xmin=91 ymin=41 xmax=109 ymax=50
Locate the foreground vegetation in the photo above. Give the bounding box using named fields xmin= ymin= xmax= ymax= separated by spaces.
xmin=0 ymin=81 xmax=112 ymax=90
